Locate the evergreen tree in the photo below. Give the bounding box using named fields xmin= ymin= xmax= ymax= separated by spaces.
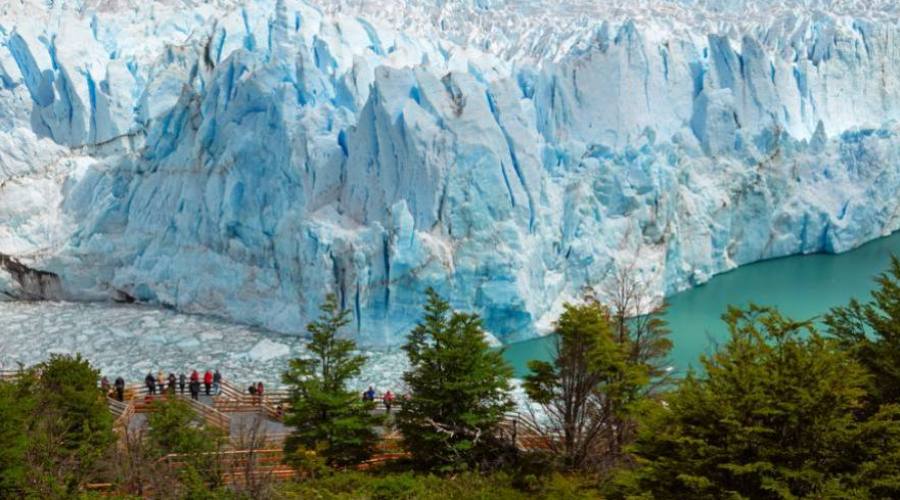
xmin=283 ymin=293 xmax=381 ymax=466
xmin=524 ymin=300 xmax=668 ymax=472
xmin=610 ymin=305 xmax=874 ymax=499
xmin=398 ymin=288 xmax=514 ymax=471
xmin=825 ymin=255 xmax=900 ymax=409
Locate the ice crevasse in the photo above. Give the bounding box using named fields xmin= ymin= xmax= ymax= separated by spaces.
xmin=0 ymin=0 xmax=899 ymax=345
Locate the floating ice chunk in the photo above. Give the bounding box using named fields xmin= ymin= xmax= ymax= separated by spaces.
xmin=176 ymin=337 xmax=201 ymax=349
xmin=247 ymin=339 xmax=291 ymax=362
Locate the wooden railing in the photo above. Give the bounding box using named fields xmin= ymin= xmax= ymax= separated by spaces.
xmin=179 ymin=395 xmax=231 ymax=431
xmin=130 ymin=393 xmax=231 ymax=431
xmin=107 ymin=397 xmax=129 ymax=418
xmin=158 ymin=449 xmax=298 ymax=485
xmin=214 ymin=380 xmax=284 ymax=421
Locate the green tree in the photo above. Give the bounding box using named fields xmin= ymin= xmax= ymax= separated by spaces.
xmin=0 ymin=354 xmax=115 ymax=498
xmin=147 ymin=397 xmax=226 ymax=456
xmin=524 ymin=300 xmax=667 ymax=472
xmin=282 ymin=293 xmax=381 ymax=467
xmin=825 ymin=255 xmax=900 ymax=410
xmin=397 ymin=288 xmax=514 ymax=471
xmin=611 ymin=305 xmax=871 ymax=499
xmin=0 ymin=373 xmax=34 ymax=496
xmin=146 ymin=396 xmax=228 ymax=495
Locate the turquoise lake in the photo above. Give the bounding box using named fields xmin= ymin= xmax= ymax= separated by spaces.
xmin=502 ymin=231 xmax=900 ymax=377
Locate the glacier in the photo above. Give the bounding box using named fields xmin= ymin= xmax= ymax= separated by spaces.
xmin=1 ymin=0 xmax=899 ymax=345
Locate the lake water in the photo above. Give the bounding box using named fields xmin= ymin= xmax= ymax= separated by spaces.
xmin=502 ymin=231 xmax=900 ymax=377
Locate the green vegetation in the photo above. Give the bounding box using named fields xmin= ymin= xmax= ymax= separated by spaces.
xmin=826 ymin=255 xmax=900 ymax=410
xmin=524 ymin=291 xmax=671 ymax=472
xmin=397 ymin=288 xmax=515 ymax=471
xmin=146 ymin=396 xmax=229 ymax=495
xmin=608 ymin=306 xmax=877 ymax=497
xmin=0 ymin=354 xmax=114 ymax=498
xmin=282 ymin=293 xmax=382 ymax=467
xmin=276 ymin=470 xmax=600 ymax=499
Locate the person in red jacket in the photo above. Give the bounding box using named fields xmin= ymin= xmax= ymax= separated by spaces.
xmin=190 ymin=369 xmax=199 ymax=383
xmin=203 ymin=370 xmax=213 ymax=396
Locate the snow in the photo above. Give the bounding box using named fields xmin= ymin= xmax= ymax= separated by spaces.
xmin=0 ymin=0 xmax=899 ymax=346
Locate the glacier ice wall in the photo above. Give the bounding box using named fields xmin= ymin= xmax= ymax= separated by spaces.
xmin=1 ymin=0 xmax=899 ymax=344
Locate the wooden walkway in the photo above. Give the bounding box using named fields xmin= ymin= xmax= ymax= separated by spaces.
xmin=6 ymin=370 xmax=548 ymax=490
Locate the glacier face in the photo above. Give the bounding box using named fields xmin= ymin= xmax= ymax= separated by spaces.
xmin=1 ymin=0 xmax=899 ymax=345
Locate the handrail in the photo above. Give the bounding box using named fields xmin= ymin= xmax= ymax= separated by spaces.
xmin=177 ymin=394 xmax=231 ymax=431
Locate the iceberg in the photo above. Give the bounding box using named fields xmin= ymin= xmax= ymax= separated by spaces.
xmin=1 ymin=0 xmax=899 ymax=345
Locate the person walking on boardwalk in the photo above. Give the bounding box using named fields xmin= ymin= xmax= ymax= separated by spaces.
xmin=213 ymin=369 xmax=222 ymax=395
xmin=145 ymin=372 xmax=156 ymax=395
xmin=167 ymin=373 xmax=177 ymax=395
xmin=363 ymin=386 xmax=376 ymax=402
xmin=383 ymin=390 xmax=395 ymax=414
xmin=114 ymin=376 xmax=125 ymax=402
xmin=189 ymin=378 xmax=200 ymax=400
xmin=157 ymin=370 xmax=165 ymax=393
xmin=178 ymin=373 xmax=186 ymax=395
xmin=203 ymin=370 xmax=213 ymax=396
xmin=100 ymin=376 xmax=111 ymax=396
xmin=256 ymin=381 xmax=264 ymax=404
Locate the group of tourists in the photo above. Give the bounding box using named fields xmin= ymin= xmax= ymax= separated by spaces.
xmin=143 ymin=369 xmax=223 ymax=400
xmin=99 ymin=369 xmax=225 ymax=402
xmin=362 ymin=386 xmax=397 ymax=413
xmin=102 ymin=371 xmax=396 ymax=415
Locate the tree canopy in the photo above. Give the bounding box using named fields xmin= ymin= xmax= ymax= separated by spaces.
xmin=610 ymin=305 xmax=893 ymax=498
xmin=282 ymin=293 xmax=381 ymax=466
xmin=398 ymin=288 xmax=515 ymax=471
xmin=826 ymin=255 xmax=900 ymax=410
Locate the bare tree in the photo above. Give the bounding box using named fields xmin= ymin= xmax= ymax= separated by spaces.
xmin=105 ymin=417 xmax=182 ymax=499
xmin=596 ymin=265 xmax=673 ymax=463
xmin=228 ymin=411 xmax=276 ymax=499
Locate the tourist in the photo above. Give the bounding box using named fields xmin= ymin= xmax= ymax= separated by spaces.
xmin=157 ymin=370 xmax=165 ymax=393
xmin=167 ymin=373 xmax=176 ymax=395
xmin=257 ymin=381 xmax=264 ymax=397
xmin=190 ymin=369 xmax=199 ymax=384
xmin=248 ymin=384 xmax=257 ymax=396
xmin=178 ymin=373 xmax=186 ymax=394
xmin=114 ymin=376 xmax=125 ymax=402
xmin=363 ymin=386 xmax=376 ymax=402
xmin=203 ymin=370 xmax=213 ymax=396
xmin=213 ymin=369 xmax=222 ymax=395
xmin=145 ymin=372 xmax=156 ymax=395
xmin=383 ymin=390 xmax=395 ymax=414
xmin=100 ymin=376 xmax=111 ymax=396
xmin=189 ymin=378 xmax=200 ymax=400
